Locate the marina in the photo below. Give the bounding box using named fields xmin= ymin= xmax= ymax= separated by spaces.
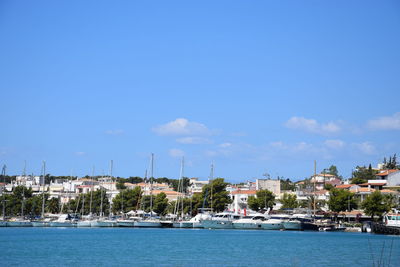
xmin=0 ymin=227 xmax=399 ymax=266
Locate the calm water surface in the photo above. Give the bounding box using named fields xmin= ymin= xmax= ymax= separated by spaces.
xmin=0 ymin=228 xmax=399 ymax=266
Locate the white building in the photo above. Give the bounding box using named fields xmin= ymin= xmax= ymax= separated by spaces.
xmin=255 ymin=179 xmax=280 ymax=196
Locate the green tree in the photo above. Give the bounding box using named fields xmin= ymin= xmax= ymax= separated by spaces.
xmin=361 ymin=191 xmax=391 ymax=220
xmin=112 ymin=187 xmax=141 ymax=213
xmin=324 ymin=184 xmax=334 ymax=191
xmin=280 ymin=193 xmax=298 ymax=209
xmin=351 ymin=165 xmax=376 ymax=184
xmin=248 ymin=190 xmax=275 ymax=212
xmin=153 ymin=192 xmax=168 ymax=215
xmin=116 ymin=180 xmax=127 ymax=190
xmin=46 ymin=198 xmax=60 ymax=214
xmin=280 ymin=178 xmax=295 ymax=191
xmin=201 ymin=178 xmax=232 ymax=212
xmin=328 ymin=188 xmax=357 ymax=213
xmin=326 ymin=165 xmax=339 ymax=177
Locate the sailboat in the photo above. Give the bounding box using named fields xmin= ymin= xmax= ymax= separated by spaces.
xmin=77 ymin=167 xmax=95 ymax=227
xmin=92 ymin=161 xmax=117 ymax=227
xmin=31 ymin=161 xmax=51 ymax=227
xmin=7 ymin=161 xmax=32 ymax=227
xmin=49 ymin=174 xmax=76 ymax=227
xmin=172 ymin=157 xmax=193 ymax=228
xmin=134 ymin=153 xmax=162 ymax=228
xmin=0 ymin=165 xmax=8 ymax=227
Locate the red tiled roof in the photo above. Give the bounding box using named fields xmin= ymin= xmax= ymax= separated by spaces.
xmin=358 ymin=182 xmax=386 ymax=186
xmin=231 ymin=190 xmax=257 ymax=195
xmin=336 ymin=184 xmax=353 ymax=189
xmin=377 ymin=169 xmax=399 ymax=176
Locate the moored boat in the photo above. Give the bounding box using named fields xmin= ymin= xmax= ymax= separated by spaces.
xmin=49 ymin=214 xmax=76 ymax=227
xmin=233 ymin=214 xmax=266 ymax=230
xmin=7 ymin=218 xmax=32 ymax=227
xmin=200 ymin=212 xmax=242 ymax=229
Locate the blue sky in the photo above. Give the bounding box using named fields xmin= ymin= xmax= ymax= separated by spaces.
xmin=1 ymin=1 xmax=399 ymax=182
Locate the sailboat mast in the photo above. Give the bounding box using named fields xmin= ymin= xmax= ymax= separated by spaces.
xmin=89 ymin=166 xmax=94 ymax=216
xmin=210 ymin=162 xmax=214 ymax=212
xmin=41 ymin=161 xmax=46 ymax=218
xmin=313 ymin=160 xmax=316 ymax=220
xmin=109 ymin=160 xmax=113 ymax=217
xmin=150 ymin=153 xmax=154 ymax=214
xmin=1 ymin=165 xmax=6 ymax=221
xmin=21 ymin=160 xmax=26 ymax=217
xmin=180 ymin=157 xmax=185 ymax=219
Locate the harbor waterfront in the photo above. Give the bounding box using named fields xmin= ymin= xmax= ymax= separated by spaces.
xmin=0 ymin=228 xmax=399 ymax=266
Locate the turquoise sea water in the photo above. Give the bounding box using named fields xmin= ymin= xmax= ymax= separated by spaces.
xmin=0 ymin=228 xmax=399 ymax=266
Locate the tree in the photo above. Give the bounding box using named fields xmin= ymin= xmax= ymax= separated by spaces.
xmin=112 ymin=187 xmax=141 ymax=213
xmin=248 ymin=190 xmax=275 ymax=212
xmin=326 ymin=165 xmax=339 ymax=177
xmin=280 ymin=193 xmax=298 ymax=209
xmin=170 ymin=177 xmax=190 ymax=193
xmin=351 ymin=165 xmax=376 ymax=184
xmin=280 ymin=178 xmax=295 ymax=191
xmin=116 ymin=180 xmax=127 ymax=190
xmin=153 ymin=192 xmax=168 ymax=215
xmin=328 ymin=188 xmax=357 ymax=213
xmin=361 ymin=191 xmax=391 ymax=220
xmin=324 ymin=184 xmax=334 ymax=191
xmin=383 ymin=154 xmax=398 ymax=169
xmin=46 ymin=198 xmax=60 ymax=214
xmin=201 ymin=178 xmax=232 ymax=212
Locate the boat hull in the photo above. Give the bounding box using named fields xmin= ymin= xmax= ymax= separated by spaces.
xmin=261 ymin=222 xmax=283 ymax=230
xmin=49 ymin=222 xmax=76 ymax=227
xmin=283 ymin=221 xmax=302 ymax=230
xmin=7 ymin=221 xmax=32 ymax=227
xmin=172 ymin=221 xmax=193 ymax=228
xmin=134 ymin=220 xmax=162 ymax=228
xmin=31 ymin=221 xmax=50 ymax=227
xmin=117 ymin=220 xmax=136 ymax=227
xmin=91 ymin=220 xmax=117 ymax=227
xmin=201 ymin=220 xmax=233 ymax=229
xmin=0 ymin=221 xmax=7 ymax=227
xmin=233 ymin=222 xmax=262 ymax=229
xmin=77 ymin=221 xmax=92 ymax=227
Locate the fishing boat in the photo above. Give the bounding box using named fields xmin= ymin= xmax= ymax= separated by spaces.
xmin=233 ymin=214 xmax=266 ymax=229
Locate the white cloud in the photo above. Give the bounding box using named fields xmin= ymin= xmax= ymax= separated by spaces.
xmin=169 ymin=148 xmax=185 ymax=157
xmin=176 ymin=137 xmax=212 ymax=144
xmin=105 ymin=129 xmax=124 ymax=135
xmin=153 ymin=118 xmax=212 ymax=136
xmin=285 ymin=116 xmax=341 ymax=134
xmin=367 ymin=112 xmax=400 ymax=130
xmin=75 ymin=152 xmax=86 ymax=156
xmin=354 ymin=142 xmax=376 ymax=155
xmin=324 ymin=139 xmax=345 ymax=149
xmin=219 ymin=142 xmax=232 ymax=148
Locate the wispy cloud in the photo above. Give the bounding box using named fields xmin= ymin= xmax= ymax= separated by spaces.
xmin=324 ymin=139 xmax=345 ymax=149
xmin=353 ymin=142 xmax=376 ymax=155
xmin=367 ymin=112 xmax=400 ymax=130
xmin=105 ymin=129 xmax=124 ymax=135
xmin=153 ymin=118 xmax=213 ymax=136
xmin=285 ymin=116 xmax=341 ymax=135
xmin=75 ymin=152 xmax=86 ymax=156
xmin=176 ymin=137 xmax=212 ymax=144
xmin=169 ymin=148 xmax=185 ymax=157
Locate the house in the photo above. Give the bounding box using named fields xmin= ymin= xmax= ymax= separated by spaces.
xmin=228 ymin=189 xmax=257 ymax=214
xmin=376 ymin=170 xmax=400 ymax=187
xmin=189 ymin=178 xmax=209 ymax=194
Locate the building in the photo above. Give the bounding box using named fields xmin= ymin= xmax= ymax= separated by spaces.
xmin=376 ymin=170 xmax=400 ymax=187
xmin=188 ymin=178 xmax=209 ymax=194
xmin=255 ymin=179 xmax=280 ymax=196
xmin=228 ymin=189 xmax=257 ymax=214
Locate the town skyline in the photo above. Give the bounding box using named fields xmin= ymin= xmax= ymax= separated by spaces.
xmin=1 ymin=1 xmax=399 ymax=182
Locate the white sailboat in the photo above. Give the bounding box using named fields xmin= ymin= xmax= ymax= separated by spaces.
xmin=7 ymin=162 xmax=32 ymax=227
xmin=0 ymin=165 xmax=8 ymax=227
xmin=77 ymin=166 xmax=96 ymax=227
xmin=135 ymin=153 xmax=162 ymax=228
xmin=92 ymin=161 xmax=117 ymax=227
xmin=31 ymin=161 xmax=50 ymax=227
xmin=172 ymin=157 xmax=192 ymax=228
